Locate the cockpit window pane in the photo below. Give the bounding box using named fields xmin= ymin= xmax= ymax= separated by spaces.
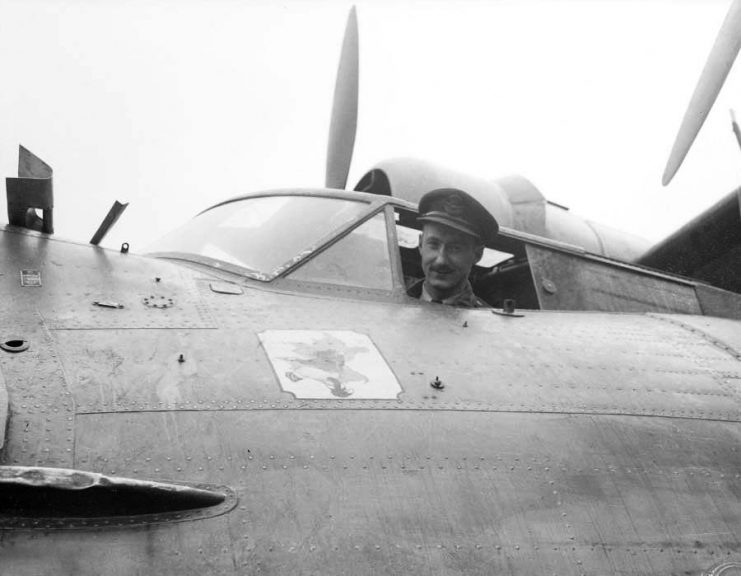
xmin=148 ymin=196 xmax=368 ymax=277
xmin=288 ymin=212 xmax=392 ymax=290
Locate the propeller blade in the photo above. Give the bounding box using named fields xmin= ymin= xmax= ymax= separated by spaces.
xmin=325 ymin=6 xmax=359 ymax=190
xmin=662 ymin=0 xmax=741 ymax=186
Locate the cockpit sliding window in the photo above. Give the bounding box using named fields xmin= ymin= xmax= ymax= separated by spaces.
xmin=147 ymin=194 xmax=372 ymax=281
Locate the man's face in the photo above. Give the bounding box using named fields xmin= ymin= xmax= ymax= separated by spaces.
xmin=419 ymin=222 xmax=483 ymax=299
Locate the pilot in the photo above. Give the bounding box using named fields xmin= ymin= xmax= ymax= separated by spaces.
xmin=408 ymin=187 xmax=498 ymax=308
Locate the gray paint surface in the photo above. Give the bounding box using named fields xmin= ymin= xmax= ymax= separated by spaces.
xmin=1 ymin=223 xmax=741 ymax=575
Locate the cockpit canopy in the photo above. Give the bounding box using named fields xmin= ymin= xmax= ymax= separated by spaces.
xmin=148 ymin=190 xmax=415 ymax=289
xmin=147 ymin=189 xmax=511 ymax=292
xmin=149 ymin=192 xmax=372 ymax=280
xmin=147 ymin=188 xmax=741 ymax=319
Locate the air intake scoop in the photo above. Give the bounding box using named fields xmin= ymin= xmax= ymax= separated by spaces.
xmin=0 ymin=466 xmax=236 ymax=530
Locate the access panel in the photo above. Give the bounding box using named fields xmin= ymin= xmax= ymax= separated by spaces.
xmin=527 ymin=245 xmax=702 ymax=314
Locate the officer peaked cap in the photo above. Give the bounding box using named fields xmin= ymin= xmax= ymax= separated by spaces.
xmin=417 ymin=188 xmax=499 ymax=245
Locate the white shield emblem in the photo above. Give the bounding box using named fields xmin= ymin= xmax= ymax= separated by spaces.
xmin=259 ymin=330 xmax=401 ymax=400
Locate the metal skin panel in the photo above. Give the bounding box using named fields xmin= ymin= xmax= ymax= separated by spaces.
xmin=2 ymin=517 xmax=237 ymax=576
xmin=0 ymin=312 xmax=74 ymax=469
xmin=527 ymin=244 xmax=703 ymax=314
xmin=42 ymin=277 xmax=741 ymax=420
xmin=49 ymin=292 xmax=741 ymax=422
xmin=0 ymin=359 xmax=7 ymax=448
xmin=21 ymin=411 xmax=741 ymax=575
xmin=653 ymin=314 xmax=741 ymax=361
xmin=2 ymin=227 xmax=741 ymax=574
xmin=696 ymin=284 xmax=741 ymax=321
xmin=0 ymin=228 xmax=215 ymax=330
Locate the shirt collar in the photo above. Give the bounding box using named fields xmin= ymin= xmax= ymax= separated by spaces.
xmin=421 ymin=280 xmax=477 ymax=306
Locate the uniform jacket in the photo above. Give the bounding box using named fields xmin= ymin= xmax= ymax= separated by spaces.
xmin=406 ymin=278 xmax=489 ymax=308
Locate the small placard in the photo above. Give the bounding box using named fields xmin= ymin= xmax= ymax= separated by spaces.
xmin=20 ymin=269 xmax=41 ymax=287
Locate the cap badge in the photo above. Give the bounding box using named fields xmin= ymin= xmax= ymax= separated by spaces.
xmin=442 ymin=194 xmax=465 ymax=217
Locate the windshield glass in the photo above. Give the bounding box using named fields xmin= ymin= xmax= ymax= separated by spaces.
xmin=289 ymin=212 xmax=393 ymax=290
xmin=148 ymin=195 xmax=369 ymax=278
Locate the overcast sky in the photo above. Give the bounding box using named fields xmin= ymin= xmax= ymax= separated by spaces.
xmin=0 ymin=0 xmax=739 ymax=251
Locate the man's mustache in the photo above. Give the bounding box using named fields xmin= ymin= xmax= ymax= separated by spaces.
xmin=430 ymin=265 xmax=455 ymax=273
